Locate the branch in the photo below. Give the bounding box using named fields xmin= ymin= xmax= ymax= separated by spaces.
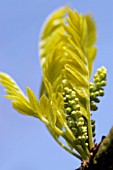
xmin=76 ymin=126 xmax=113 ymax=170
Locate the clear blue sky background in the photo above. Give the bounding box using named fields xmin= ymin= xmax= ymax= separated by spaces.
xmin=0 ymin=0 xmax=113 ymax=170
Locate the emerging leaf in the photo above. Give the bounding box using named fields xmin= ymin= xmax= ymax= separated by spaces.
xmin=0 ymin=6 xmax=99 ymax=160
xmin=0 ymin=73 xmax=35 ymax=116
xmin=39 ymin=6 xmax=97 ymax=156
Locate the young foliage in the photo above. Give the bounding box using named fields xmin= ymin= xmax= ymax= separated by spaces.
xmin=0 ymin=73 xmax=35 ymax=116
xmin=0 ymin=6 xmax=107 ymax=161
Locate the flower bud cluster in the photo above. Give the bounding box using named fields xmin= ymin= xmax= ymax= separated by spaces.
xmin=90 ymin=66 xmax=107 ymax=111
xmin=63 ymin=87 xmax=88 ymax=146
xmin=84 ymin=118 xmax=96 ymax=142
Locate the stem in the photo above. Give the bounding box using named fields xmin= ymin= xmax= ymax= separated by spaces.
xmin=81 ymin=141 xmax=89 ymax=156
xmin=63 ymin=133 xmax=88 ymax=159
xmin=54 ymin=136 xmax=82 ymax=160
xmin=47 ymin=126 xmax=82 ymax=160
xmin=87 ymin=99 xmax=94 ymax=149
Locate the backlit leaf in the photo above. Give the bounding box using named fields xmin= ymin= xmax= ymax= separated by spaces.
xmin=0 ymin=73 xmax=35 ymax=117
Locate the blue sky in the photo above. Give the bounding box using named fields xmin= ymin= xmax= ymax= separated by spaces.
xmin=0 ymin=0 xmax=113 ymax=170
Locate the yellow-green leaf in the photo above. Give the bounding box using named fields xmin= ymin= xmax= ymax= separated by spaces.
xmin=0 ymin=72 xmax=35 ymax=117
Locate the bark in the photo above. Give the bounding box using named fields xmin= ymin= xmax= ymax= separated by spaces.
xmin=76 ymin=126 xmax=113 ymax=170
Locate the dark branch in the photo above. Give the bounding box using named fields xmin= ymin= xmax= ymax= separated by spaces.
xmin=76 ymin=126 xmax=113 ymax=170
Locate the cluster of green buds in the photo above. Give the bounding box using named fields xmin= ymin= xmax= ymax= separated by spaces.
xmin=88 ymin=66 xmax=107 ymax=138
xmin=90 ymin=66 xmax=107 ymax=111
xmin=84 ymin=118 xmax=96 ymax=139
xmin=62 ymin=87 xmax=88 ymax=146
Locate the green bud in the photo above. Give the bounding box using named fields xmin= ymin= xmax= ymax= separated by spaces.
xmin=78 ymin=136 xmax=82 ymax=140
xmin=68 ymin=100 xmax=75 ymax=106
xmin=78 ymin=117 xmax=84 ymax=123
xmin=95 ymin=91 xmax=99 ymax=96
xmin=97 ymin=68 xmax=102 ymax=74
xmin=62 ymin=79 xmax=68 ymax=86
xmin=81 ymin=126 xmax=87 ymax=133
xmin=71 ymin=111 xmax=82 ymax=119
xmin=68 ymin=88 xmax=72 ymax=94
xmin=66 ymin=94 xmax=71 ymax=100
xmin=99 ymin=89 xmax=104 ymax=96
xmin=101 ymin=66 xmax=107 ymax=70
xmin=90 ymin=102 xmax=98 ymax=111
xmin=85 ymin=143 xmax=88 ymax=147
xmin=90 ymin=85 xmax=95 ymax=92
xmin=71 ymin=111 xmax=76 ymax=115
xmin=84 ymin=132 xmax=88 ymax=137
xmin=77 ymin=121 xmax=84 ymax=126
xmin=81 ymin=135 xmax=86 ymax=140
xmin=94 ymin=74 xmax=98 ymax=79
xmin=64 ymin=87 xmax=70 ymax=94
xmin=99 ymin=73 xmax=105 ymax=80
xmin=92 ymin=124 xmax=95 ymax=131
xmin=93 ymin=132 xmax=96 ymax=137
xmin=75 ymin=98 xmax=79 ymax=103
xmin=66 ymin=107 xmax=72 ymax=114
xmin=75 ymin=111 xmax=82 ymax=117
xmin=93 ymin=97 xmax=100 ymax=103
xmin=85 ymin=136 xmax=88 ymax=140
xmin=64 ymin=97 xmax=67 ymax=102
xmin=75 ymin=104 xmax=80 ymax=111
xmin=71 ymin=111 xmax=77 ymax=120
xmin=100 ymin=81 xmax=106 ymax=86
xmin=95 ymin=82 xmax=100 ymax=88
xmin=103 ymin=73 xmax=107 ymax=78
xmin=71 ymin=90 xmax=76 ymax=95
xmin=71 ymin=93 xmax=76 ymax=99
xmin=91 ymin=120 xmax=95 ymax=125
xmin=90 ymin=92 xmax=95 ymax=99
xmin=62 ymin=92 xmax=65 ymax=97
xmin=94 ymin=77 xmax=99 ymax=83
